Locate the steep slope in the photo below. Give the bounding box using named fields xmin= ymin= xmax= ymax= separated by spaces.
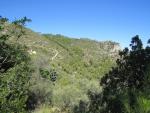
xmin=7 ymin=25 xmax=121 ymax=111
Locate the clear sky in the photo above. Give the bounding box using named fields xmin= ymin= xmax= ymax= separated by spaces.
xmin=0 ymin=0 xmax=150 ymax=48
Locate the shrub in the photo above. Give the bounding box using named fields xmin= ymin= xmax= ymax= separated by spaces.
xmin=0 ymin=16 xmax=32 ymax=112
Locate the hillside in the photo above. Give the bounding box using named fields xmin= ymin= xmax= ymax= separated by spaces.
xmin=14 ymin=28 xmax=121 ymax=111
xmin=5 ymin=17 xmax=150 ymax=113
xmin=0 ymin=18 xmax=121 ymax=112
xmin=1 ymin=1 xmax=150 ymax=112
xmin=2 ymin=21 xmax=150 ymax=113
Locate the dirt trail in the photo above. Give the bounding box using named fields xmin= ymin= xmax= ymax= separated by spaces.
xmin=27 ymin=41 xmax=60 ymax=61
xmin=51 ymin=49 xmax=59 ymax=61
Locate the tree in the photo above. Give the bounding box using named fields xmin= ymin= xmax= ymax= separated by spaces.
xmin=86 ymin=36 xmax=150 ymax=113
xmin=0 ymin=16 xmax=32 ymax=112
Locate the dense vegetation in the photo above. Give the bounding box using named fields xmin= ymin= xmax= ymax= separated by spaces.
xmin=74 ymin=36 xmax=150 ymax=113
xmin=0 ymin=17 xmax=32 ymax=112
xmin=1 ymin=16 xmax=150 ymax=113
xmin=99 ymin=36 xmax=150 ymax=113
xmin=0 ymin=16 xmax=118 ymax=113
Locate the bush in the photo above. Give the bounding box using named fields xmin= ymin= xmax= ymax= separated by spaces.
xmin=26 ymin=86 xmax=52 ymax=110
xmin=0 ymin=16 xmax=32 ymax=112
xmin=52 ymin=85 xmax=89 ymax=112
xmin=85 ymin=36 xmax=150 ymax=113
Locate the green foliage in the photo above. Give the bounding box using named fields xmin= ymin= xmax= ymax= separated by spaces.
xmin=0 ymin=16 xmax=119 ymax=113
xmin=0 ymin=16 xmax=32 ymax=112
xmin=26 ymin=82 xmax=53 ymax=111
xmin=39 ymin=68 xmax=57 ymax=82
xmin=84 ymin=36 xmax=150 ymax=113
xmin=52 ymin=85 xmax=89 ymax=112
xmin=28 ymin=34 xmax=117 ymax=112
xmin=0 ymin=62 xmax=31 ymax=112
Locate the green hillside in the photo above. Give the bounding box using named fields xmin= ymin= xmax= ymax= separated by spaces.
xmin=1 ymin=2 xmax=150 ymax=112
xmin=2 ymin=17 xmax=150 ymax=113
xmin=15 ymin=28 xmax=120 ymax=112
xmin=0 ymin=17 xmax=122 ymax=113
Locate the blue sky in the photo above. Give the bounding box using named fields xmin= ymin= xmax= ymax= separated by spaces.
xmin=0 ymin=0 xmax=150 ymax=48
